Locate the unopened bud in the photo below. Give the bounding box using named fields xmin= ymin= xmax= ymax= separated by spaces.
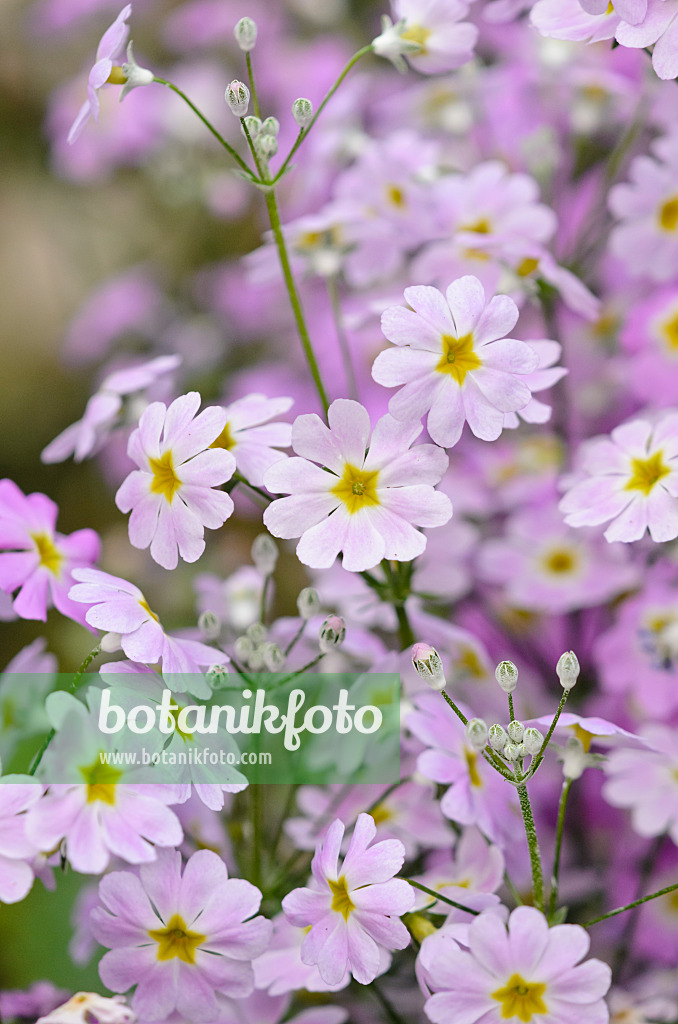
xmin=515 ymin=742 xmax=527 ymax=758
xmin=101 ymin=631 xmax=122 ymax=653
xmin=198 ymin=609 xmax=221 ymax=642
xmin=234 ymin=635 xmax=254 ymax=661
xmin=503 ymin=742 xmax=519 ymax=762
xmin=251 ymin=533 xmax=278 ymax=575
xmin=292 ymin=97 xmax=313 ymax=127
xmin=207 ymin=664 xmax=229 ymax=687
xmin=556 ymin=651 xmax=580 ymax=689
xmin=319 ymin=615 xmax=346 ymax=653
xmin=297 ymin=587 xmax=320 ymax=620
xmin=244 ymin=115 xmax=262 ymax=136
xmin=247 ymin=622 xmax=267 ymax=645
xmin=488 ymin=723 xmax=507 ymax=751
xmin=465 ymin=718 xmax=488 ymax=752
xmin=225 ymin=80 xmax=250 ymax=117
xmin=523 ymin=727 xmax=544 ymax=755
xmin=262 ymin=642 xmax=285 ymax=672
xmin=507 ymin=720 xmax=524 ymax=743
xmin=495 ymin=660 xmax=518 ymax=693
xmin=247 ymin=648 xmax=265 ymax=671
xmin=411 ymin=643 xmax=446 ymax=691
xmin=258 ymin=134 xmax=278 ymax=157
xmin=261 ymin=116 xmax=280 ymax=136
xmin=234 ymin=16 xmax=257 ymax=51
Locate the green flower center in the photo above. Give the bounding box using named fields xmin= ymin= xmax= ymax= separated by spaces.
xmin=148 ymin=913 xmax=207 ymax=964
xmin=491 ymin=973 xmax=548 ymax=1022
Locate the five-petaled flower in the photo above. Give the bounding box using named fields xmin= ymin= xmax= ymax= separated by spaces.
xmin=68 ymin=4 xmax=132 ymax=145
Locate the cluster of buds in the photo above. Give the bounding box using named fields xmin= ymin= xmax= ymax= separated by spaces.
xmin=484 ymin=720 xmax=545 ymax=765
xmin=242 ymin=114 xmax=280 ymax=159
xmin=234 ymin=622 xmax=285 ymax=672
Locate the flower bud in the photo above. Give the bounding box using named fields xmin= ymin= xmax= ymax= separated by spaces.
xmin=251 ymin=533 xmax=278 ymax=575
xmin=207 ymin=664 xmax=229 ymax=688
xmin=507 ymin=720 xmax=524 ymax=743
xmin=244 ymin=115 xmax=262 ymax=136
xmin=247 ymin=648 xmax=265 ymax=671
xmin=515 ymin=743 xmax=527 ymax=758
xmin=262 ymin=642 xmax=285 ymax=672
xmin=292 ymin=97 xmax=313 ymax=127
xmin=225 ymin=80 xmax=250 ymax=117
xmin=234 ymin=635 xmax=254 ymax=662
xmin=198 ymin=609 xmax=221 ymax=642
xmin=297 ymin=587 xmax=320 ymax=620
xmin=495 ymin=660 xmax=518 ymax=693
xmin=258 ymin=133 xmax=279 ymax=158
xmin=101 ymin=631 xmax=123 ymax=653
xmin=523 ymin=727 xmax=544 ymax=755
xmin=247 ymin=622 xmax=267 ymax=645
xmin=234 ymin=16 xmax=257 ymax=51
xmin=319 ymin=615 xmax=346 ymax=653
xmin=488 ymin=723 xmax=507 ymax=751
xmin=556 ymin=651 xmax=580 ymax=689
xmin=411 ymin=643 xmax=446 ymax=691
xmin=261 ymin=116 xmax=280 ymax=136
xmin=503 ymin=742 xmax=519 ymax=762
xmin=465 ymin=717 xmax=488 ymax=752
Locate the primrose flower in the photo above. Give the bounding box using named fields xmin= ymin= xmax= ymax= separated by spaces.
xmin=68 ymin=4 xmax=132 ymax=145
xmin=281 ymin=813 xmax=415 ymax=985
xmin=374 ymin=0 xmax=478 ymax=73
xmin=91 ymin=848 xmax=272 ymax=1020
xmin=0 ymin=783 xmax=43 ymax=904
xmin=559 ymin=414 xmax=678 ymax=543
xmin=423 ymin=906 xmax=611 ymax=1024
xmin=0 ymin=480 xmax=100 ymax=625
xmin=603 ymin=724 xmax=678 ymax=844
xmin=615 ymin=0 xmax=678 ymax=80
xmin=373 ymin=277 xmax=540 ymax=448
xmin=69 ymin=568 xmax=228 ymax=696
xmin=263 ymin=399 xmax=452 ymax=572
xmin=115 ymin=392 xmax=235 ymax=570
xmin=211 ymin=394 xmax=293 ymax=487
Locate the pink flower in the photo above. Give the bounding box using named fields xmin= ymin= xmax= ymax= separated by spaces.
xmin=0 ymin=480 xmax=100 ymax=625
xmin=423 ymin=906 xmax=611 ymax=1024
xmin=412 ymin=828 xmax=505 ymax=918
xmin=618 ymin=286 xmax=678 ymax=407
xmin=263 ymin=399 xmax=452 ymax=572
xmin=69 ymin=568 xmax=228 ymax=694
xmin=380 ymin=0 xmax=479 ymax=74
xmin=615 ymin=0 xmax=678 ymax=79
xmin=609 ymin=134 xmax=678 ymax=280
xmin=373 ymin=277 xmax=540 ymax=448
xmin=254 ymin=913 xmax=351 ymax=994
xmin=502 ymin=341 xmax=567 ymax=428
xmin=68 ymin=4 xmax=132 ymax=144
xmin=531 ymin=0 xmax=619 ymax=41
xmin=213 ymin=394 xmax=292 ymax=487
xmin=281 ymin=813 xmax=415 ymax=985
xmin=559 ymin=414 xmax=678 ymax=543
xmin=91 ymin=848 xmax=272 ymax=1020
xmin=603 ymin=725 xmax=678 ymax=844
xmin=115 ymin=392 xmax=235 ymax=570
xmin=0 ymin=783 xmax=43 ymax=904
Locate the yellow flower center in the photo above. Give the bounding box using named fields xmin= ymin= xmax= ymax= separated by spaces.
xmin=606 ymin=1 xmax=614 ymax=12
xmin=456 ymin=646 xmax=485 ymax=679
xmin=370 ymin=802 xmax=393 ymax=826
xmin=139 ymin=597 xmax=160 ymax=623
xmin=492 ymin=974 xmax=548 ymax=1022
xmin=461 ymin=218 xmax=492 ymax=234
xmin=329 ymin=876 xmax=355 ymax=920
xmin=400 ymin=23 xmax=432 ymax=53
xmin=659 ymin=196 xmax=678 ymax=232
xmin=210 ymin=421 xmax=236 ymax=451
xmin=542 ymin=546 xmax=579 ymax=575
xmin=80 ymin=756 xmax=123 ymax=805
xmin=106 ymin=66 xmax=127 ymax=85
xmin=148 ymin=913 xmax=207 ymax=964
xmin=464 ymin=747 xmax=483 ymax=788
xmin=331 ymin=464 xmax=380 ymax=515
xmin=571 ymin=724 xmax=594 ymax=752
xmin=386 ymin=185 xmax=407 ymax=208
xmin=32 ymin=532 xmax=63 ymax=576
xmin=149 ymin=450 xmax=182 ymax=503
xmin=517 ymin=257 xmax=540 ymax=277
xmin=661 ymin=311 xmax=678 ymax=352
xmin=436 ymin=333 xmax=482 ymax=385
xmin=625 ymin=451 xmax=671 ymax=496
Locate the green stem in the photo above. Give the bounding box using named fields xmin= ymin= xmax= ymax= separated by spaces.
xmin=264 ymin=188 xmax=330 ymax=414
xmin=440 ymin=689 xmax=468 ymax=726
xmin=405 ymin=879 xmax=480 ymax=915
xmin=584 ymin=881 xmax=678 ymax=927
xmin=153 ymin=78 xmax=254 ymax=178
xmin=395 ymin=603 xmax=414 ymax=650
xmin=245 ymin=51 xmax=262 ymax=119
xmin=283 ymin=620 xmax=307 ymax=656
xmin=517 ymin=782 xmax=544 ymax=912
xmin=548 ymin=779 xmax=572 ymax=919
xmin=28 ymin=644 xmax=102 ymax=776
xmin=272 ymin=45 xmax=374 ymax=183
xmin=233 ymin=471 xmax=272 ymax=504
xmin=327 ymin=275 xmax=358 ymax=401
xmin=507 ymin=692 xmax=515 ymax=723
xmin=241 ymin=116 xmax=267 ymax=182
xmin=520 ymin=689 xmax=569 ymax=782
xmin=259 ymin=575 xmax=271 ymax=625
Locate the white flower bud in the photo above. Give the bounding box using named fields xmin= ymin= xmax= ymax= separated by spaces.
xmin=556 ymin=651 xmax=580 ymax=689
xmin=225 ymin=80 xmax=250 ymax=117
xmin=465 ymin=718 xmax=488 ymax=751
xmin=244 ymin=115 xmax=262 ymax=137
xmin=207 ymin=664 xmax=229 ymax=688
xmin=247 ymin=648 xmax=265 ymax=671
xmin=319 ymin=615 xmax=346 ymax=653
xmin=411 ymin=643 xmax=446 ymax=691
xmin=488 ymin=723 xmax=507 ymax=751
xmin=297 ymin=587 xmax=320 ymax=620
xmin=292 ymin=97 xmax=313 ymax=127
xmin=507 ymin=720 xmax=524 ymax=743
xmin=198 ymin=609 xmax=221 ymax=642
xmin=247 ymin=622 xmax=267 ymax=645
xmin=258 ymin=133 xmax=278 ymax=158
xmin=495 ymin=660 xmax=518 ymax=693
xmin=515 ymin=742 xmax=527 ymax=758
xmin=234 ymin=16 xmax=257 ymax=51
xmin=261 ymin=116 xmax=280 ymax=136
xmin=234 ymin=635 xmax=254 ymax=661
xmin=503 ymin=742 xmax=519 ymax=762
xmin=262 ymin=642 xmax=285 ymax=672
xmin=251 ymin=533 xmax=278 ymax=575
xmin=523 ymin=727 xmax=544 ymax=755
xmin=101 ymin=632 xmax=122 ymax=653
